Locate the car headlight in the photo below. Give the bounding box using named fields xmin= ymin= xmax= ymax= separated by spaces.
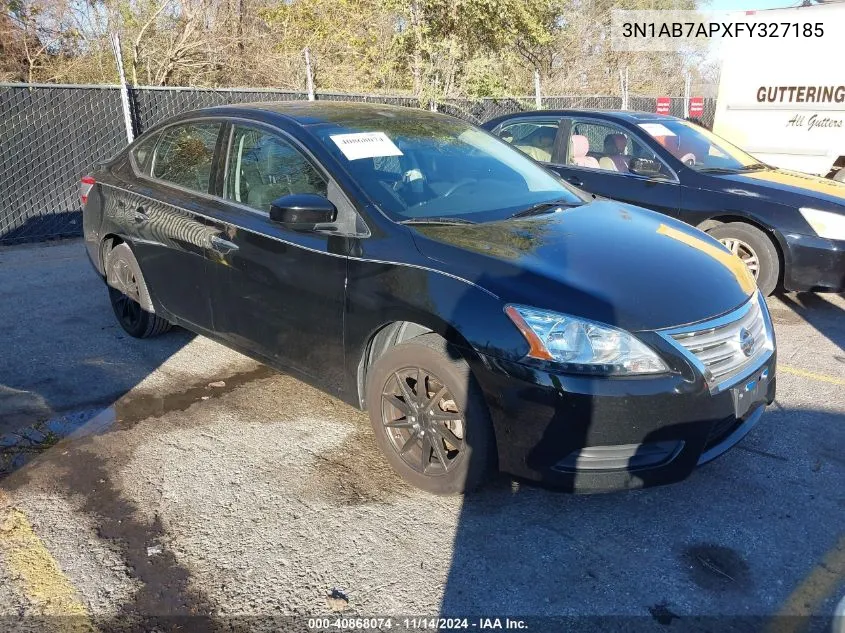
xmin=799 ymin=207 xmax=845 ymax=241
xmin=504 ymin=305 xmax=669 ymax=375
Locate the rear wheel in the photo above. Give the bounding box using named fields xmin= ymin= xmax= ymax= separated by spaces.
xmin=707 ymin=222 xmax=780 ymax=296
xmin=105 ymin=243 xmax=171 ymax=338
xmin=365 ymin=334 xmax=495 ymax=495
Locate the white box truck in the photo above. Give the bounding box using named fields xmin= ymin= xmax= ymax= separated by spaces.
xmin=713 ymin=3 xmax=845 ymax=182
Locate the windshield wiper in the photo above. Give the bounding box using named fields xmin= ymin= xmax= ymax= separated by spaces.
xmin=697 ymin=162 xmax=769 ymax=174
xmin=736 ymin=162 xmax=769 ymax=171
xmin=696 ymin=167 xmax=742 ymax=174
xmin=509 ymin=199 xmax=581 ymax=219
xmin=400 ymin=217 xmax=477 ymax=226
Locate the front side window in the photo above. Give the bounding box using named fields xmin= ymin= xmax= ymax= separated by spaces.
xmin=568 ymin=120 xmax=667 ymax=176
xmin=636 ymin=119 xmax=765 ymax=172
xmin=496 ymin=119 xmax=560 ymax=163
xmin=226 ymin=125 xmax=327 ymax=212
xmin=314 ymin=114 xmax=581 ymax=223
xmin=152 ymin=122 xmax=221 ymax=192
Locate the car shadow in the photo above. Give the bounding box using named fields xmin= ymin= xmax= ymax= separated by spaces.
xmin=772 ymin=291 xmax=845 ymax=353
xmin=439 ymin=406 xmax=845 ymax=630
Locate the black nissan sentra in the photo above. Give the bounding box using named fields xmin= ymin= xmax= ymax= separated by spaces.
xmin=82 ymin=103 xmax=776 ymax=494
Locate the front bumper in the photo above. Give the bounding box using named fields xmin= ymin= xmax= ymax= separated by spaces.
xmin=469 ymin=347 xmax=776 ymax=493
xmin=782 ymin=232 xmax=845 ymax=292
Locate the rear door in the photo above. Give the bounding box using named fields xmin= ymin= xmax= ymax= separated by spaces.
xmin=203 ymin=122 xmax=351 ymax=392
xmin=125 ymin=120 xmax=226 ymax=330
xmin=549 ymin=117 xmax=682 ymax=218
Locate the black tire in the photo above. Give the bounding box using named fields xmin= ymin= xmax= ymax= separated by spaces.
xmin=365 ymin=334 xmax=495 ymax=495
xmin=105 ymin=243 xmax=171 ymax=338
xmin=707 ymin=222 xmax=780 ymax=296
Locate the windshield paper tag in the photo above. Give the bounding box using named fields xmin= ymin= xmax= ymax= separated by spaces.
xmin=330 ymin=132 xmax=403 ymax=160
xmin=638 ymin=123 xmax=677 ymax=137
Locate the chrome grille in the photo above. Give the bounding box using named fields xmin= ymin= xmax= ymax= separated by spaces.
xmin=663 ymin=293 xmax=773 ymax=389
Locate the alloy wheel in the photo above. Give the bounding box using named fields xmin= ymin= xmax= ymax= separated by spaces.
xmin=380 ymin=367 xmax=465 ymax=476
xmin=109 ymin=259 xmax=143 ymax=330
xmin=718 ymin=237 xmax=760 ymax=278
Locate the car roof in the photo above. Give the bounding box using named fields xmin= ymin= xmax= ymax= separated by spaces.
xmin=189 ymin=100 xmax=450 ymax=127
xmin=486 ymin=109 xmax=682 ymax=126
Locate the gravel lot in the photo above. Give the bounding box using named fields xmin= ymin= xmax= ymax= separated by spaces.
xmin=1 ymin=240 xmax=843 ymax=631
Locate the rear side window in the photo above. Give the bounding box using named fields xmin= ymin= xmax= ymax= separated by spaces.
xmin=225 ymin=125 xmax=327 ymax=212
xmin=496 ymin=119 xmax=560 ymax=163
xmin=152 ymin=122 xmax=222 ymax=193
xmin=131 ymin=132 xmax=160 ymax=173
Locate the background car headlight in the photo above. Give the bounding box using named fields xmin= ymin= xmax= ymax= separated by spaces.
xmin=799 ymin=207 xmax=845 ymax=241
xmin=504 ymin=305 xmax=669 ymax=375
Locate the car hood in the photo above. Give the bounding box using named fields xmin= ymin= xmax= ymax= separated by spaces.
xmin=409 ymin=201 xmax=756 ymax=332
xmin=704 ymin=168 xmax=845 ymax=212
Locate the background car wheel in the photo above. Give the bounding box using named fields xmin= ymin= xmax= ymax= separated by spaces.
xmin=105 ymin=243 xmax=171 ymax=338
xmin=365 ymin=333 xmax=495 ymax=495
xmin=707 ymin=222 xmax=780 ymax=296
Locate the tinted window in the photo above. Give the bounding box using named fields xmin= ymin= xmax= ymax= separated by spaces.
xmin=568 ymin=120 xmax=664 ymax=175
xmin=226 ymin=125 xmax=327 ymax=212
xmin=131 ymin=132 xmax=159 ymax=173
xmin=497 ymin=119 xmax=560 ymax=163
xmin=314 ymin=116 xmax=580 ymax=223
xmin=152 ymin=122 xmax=221 ymax=192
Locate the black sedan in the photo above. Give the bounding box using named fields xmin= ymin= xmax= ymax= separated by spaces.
xmin=484 ymin=109 xmax=845 ymax=296
xmin=82 ymin=103 xmax=776 ymax=494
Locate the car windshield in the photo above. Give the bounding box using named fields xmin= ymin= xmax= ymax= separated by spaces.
xmin=312 ymin=115 xmax=583 ymax=222
xmin=637 ymin=120 xmax=766 ymax=172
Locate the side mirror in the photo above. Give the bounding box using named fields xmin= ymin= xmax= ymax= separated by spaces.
xmin=629 ymin=157 xmax=666 ymax=179
xmin=269 ymin=193 xmax=337 ymax=230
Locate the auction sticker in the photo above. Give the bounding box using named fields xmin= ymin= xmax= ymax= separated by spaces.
xmin=330 ymin=132 xmax=403 ymax=160
xmin=639 ymin=123 xmax=677 ymax=137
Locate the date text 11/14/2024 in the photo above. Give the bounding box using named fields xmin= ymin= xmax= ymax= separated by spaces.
xmin=307 ymin=617 xmax=529 ymax=630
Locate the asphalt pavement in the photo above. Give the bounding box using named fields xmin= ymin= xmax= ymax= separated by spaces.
xmin=0 ymin=239 xmax=843 ymax=632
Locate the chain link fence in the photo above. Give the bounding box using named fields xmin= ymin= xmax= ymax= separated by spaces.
xmin=0 ymin=83 xmax=715 ymax=244
xmin=0 ymin=84 xmax=129 ymax=243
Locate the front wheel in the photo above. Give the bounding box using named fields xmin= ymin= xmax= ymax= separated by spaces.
xmin=365 ymin=334 xmax=495 ymax=495
xmin=707 ymin=222 xmax=780 ymax=296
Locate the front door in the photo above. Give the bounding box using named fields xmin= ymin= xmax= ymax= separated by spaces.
xmin=206 ymin=123 xmax=348 ymax=392
xmin=549 ymin=118 xmax=682 ymax=218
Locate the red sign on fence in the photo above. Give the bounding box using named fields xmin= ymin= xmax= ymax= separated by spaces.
xmin=689 ymin=96 xmax=704 ymax=118
xmin=656 ymin=97 xmax=671 ymax=115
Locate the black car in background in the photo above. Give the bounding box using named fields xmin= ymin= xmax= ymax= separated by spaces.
xmin=82 ymin=103 xmax=776 ymax=494
xmin=484 ymin=110 xmax=845 ymax=296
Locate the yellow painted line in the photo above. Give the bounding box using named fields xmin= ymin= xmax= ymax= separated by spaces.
xmin=0 ymin=505 xmax=95 ymax=632
xmin=779 ymin=364 xmax=845 ymax=387
xmin=767 ymin=534 xmax=845 ymax=633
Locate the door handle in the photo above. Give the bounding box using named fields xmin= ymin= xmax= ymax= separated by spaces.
xmin=210 ymin=235 xmax=239 ymax=254
xmin=566 ymin=176 xmax=583 ymax=187
xmin=133 ymin=206 xmax=149 ymax=223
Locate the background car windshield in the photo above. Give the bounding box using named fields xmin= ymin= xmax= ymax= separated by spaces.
xmin=314 ymin=117 xmax=581 ymax=222
xmin=638 ymin=120 xmax=764 ymax=171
